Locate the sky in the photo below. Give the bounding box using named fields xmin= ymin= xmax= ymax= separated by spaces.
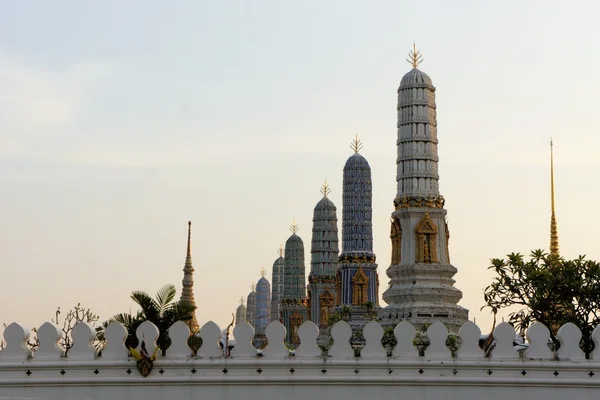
xmin=1 ymin=1 xmax=600 ymax=335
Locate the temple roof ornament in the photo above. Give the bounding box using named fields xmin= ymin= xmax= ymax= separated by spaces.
xmin=350 ymin=134 xmax=363 ymax=154
xmin=321 ymin=180 xmax=331 ymax=198
xmin=278 ymin=244 xmax=284 ymax=258
xmin=290 ymin=220 xmax=299 ymax=234
xmin=406 ymin=42 xmax=423 ymax=69
xmin=260 ymin=268 xmax=267 ymax=278
xmin=239 ymin=296 xmax=244 ymax=305
xmin=550 ymin=138 xmax=560 ymax=256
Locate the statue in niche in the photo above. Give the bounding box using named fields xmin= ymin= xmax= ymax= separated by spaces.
xmin=319 ymin=291 xmax=334 ymax=327
xmin=390 ymin=217 xmax=402 ymax=265
xmin=423 ymin=235 xmax=431 ymax=263
xmin=290 ymin=312 xmax=303 ymax=345
xmin=415 ymin=212 xmax=438 ymax=263
xmin=352 ymin=268 xmax=369 ymax=305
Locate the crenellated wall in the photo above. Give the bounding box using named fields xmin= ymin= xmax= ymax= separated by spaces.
xmin=1 ymin=319 xmax=600 ymax=399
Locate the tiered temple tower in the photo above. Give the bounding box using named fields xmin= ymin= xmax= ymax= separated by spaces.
xmin=336 ymin=136 xmax=380 ymax=331
xmin=254 ymin=269 xmax=271 ymax=347
xmin=379 ymin=45 xmax=468 ymax=332
xmin=246 ymin=284 xmax=256 ymax=329
xmin=180 ymin=221 xmax=199 ymax=333
xmin=550 ymin=139 xmax=559 ymax=256
xmin=270 ymin=247 xmax=285 ymax=322
xmin=281 ymin=222 xmax=308 ymax=345
xmin=235 ymin=297 xmax=246 ymax=326
xmin=307 ymin=182 xmax=339 ymax=338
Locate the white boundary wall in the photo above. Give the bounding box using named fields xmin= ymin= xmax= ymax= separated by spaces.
xmin=1 ymin=319 xmax=600 ymax=399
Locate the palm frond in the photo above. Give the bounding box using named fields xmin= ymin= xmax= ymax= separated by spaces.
xmin=131 ymin=291 xmax=160 ymax=320
xmin=155 ymin=284 xmax=177 ymax=313
xmin=111 ymin=313 xmax=139 ymax=326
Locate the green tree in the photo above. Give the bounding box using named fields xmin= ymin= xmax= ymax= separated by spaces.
xmin=482 ymin=250 xmax=600 ymax=357
xmin=108 ymin=284 xmax=197 ymax=353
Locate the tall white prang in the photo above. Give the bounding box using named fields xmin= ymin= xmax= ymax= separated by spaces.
xmin=379 ymin=45 xmax=468 ymax=332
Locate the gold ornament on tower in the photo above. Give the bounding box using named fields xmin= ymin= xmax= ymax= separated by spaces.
xmin=415 ymin=212 xmax=438 ymax=263
xmin=406 ymin=42 xmax=423 ymax=68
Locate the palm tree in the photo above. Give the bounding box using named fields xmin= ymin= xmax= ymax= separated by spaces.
xmin=108 ymin=284 xmax=197 ymax=352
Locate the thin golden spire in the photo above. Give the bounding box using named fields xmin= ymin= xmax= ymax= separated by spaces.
xmin=186 ymin=221 xmax=192 ymax=258
xmin=250 ymin=283 xmax=256 ymax=292
xmin=350 ymin=134 xmax=363 ymax=153
xmin=321 ymin=180 xmax=331 ymax=197
xmin=277 ymin=244 xmax=284 ymax=257
xmin=260 ymin=267 xmax=267 ymax=278
xmin=406 ymin=42 xmax=423 ymax=69
xmin=290 ymin=219 xmax=299 ymax=234
xmin=550 ymin=138 xmax=559 ymax=256
xmin=239 ymin=296 xmax=244 ymax=305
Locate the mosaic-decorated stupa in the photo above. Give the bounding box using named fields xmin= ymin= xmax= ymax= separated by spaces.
xmin=307 ymin=181 xmax=339 ymax=340
xmin=281 ymin=222 xmax=308 ymax=345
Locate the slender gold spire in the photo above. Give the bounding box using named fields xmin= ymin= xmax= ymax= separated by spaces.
xmin=550 ymin=139 xmax=559 ymax=256
xmin=239 ymin=296 xmax=244 ymax=305
xmin=321 ymin=180 xmax=331 ymax=197
xmin=250 ymin=283 xmax=256 ymax=292
xmin=181 ymin=220 xmax=199 ymax=333
xmin=260 ymin=267 xmax=267 ymax=278
xmin=278 ymin=244 xmax=284 ymax=257
xmin=186 ymin=221 xmax=192 ymax=258
xmin=350 ymin=134 xmax=363 ymax=153
xmin=406 ymin=42 xmax=423 ymax=69
xmin=290 ymin=219 xmax=299 ymax=234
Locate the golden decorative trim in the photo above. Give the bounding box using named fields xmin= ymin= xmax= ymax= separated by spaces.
xmin=415 ymin=212 xmax=438 ymax=263
xmin=394 ymin=195 xmax=445 ymax=209
xmin=338 ymin=253 xmax=376 ymax=264
xmin=352 ymin=267 xmax=369 ymax=305
xmin=277 ymin=245 xmax=284 ymax=258
xmin=308 ymin=275 xmax=336 ymax=284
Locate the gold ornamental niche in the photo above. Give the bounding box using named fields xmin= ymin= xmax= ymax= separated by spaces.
xmin=352 ymin=267 xmax=369 ymax=305
xmin=390 ymin=217 xmax=402 ymax=265
xmin=319 ymin=290 xmax=334 ymax=326
xmin=415 ymin=212 xmax=438 ymax=263
xmin=290 ymin=312 xmax=303 ymax=345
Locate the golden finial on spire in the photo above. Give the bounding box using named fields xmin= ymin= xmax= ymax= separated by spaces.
xmin=277 ymin=244 xmax=284 ymax=257
xmin=250 ymin=283 xmax=256 ymax=292
xmin=321 ymin=180 xmax=331 ymax=197
xmin=406 ymin=42 xmax=423 ymax=69
xmin=550 ymin=138 xmax=559 ymax=256
xmin=239 ymin=296 xmax=244 ymax=305
xmin=260 ymin=267 xmax=267 ymax=278
xmin=186 ymin=221 xmax=192 ymax=258
xmin=290 ymin=219 xmax=299 ymax=234
xmin=350 ymin=134 xmax=363 ymax=153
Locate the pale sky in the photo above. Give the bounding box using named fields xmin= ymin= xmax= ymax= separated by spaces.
xmin=1 ymin=1 xmax=599 ymax=334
